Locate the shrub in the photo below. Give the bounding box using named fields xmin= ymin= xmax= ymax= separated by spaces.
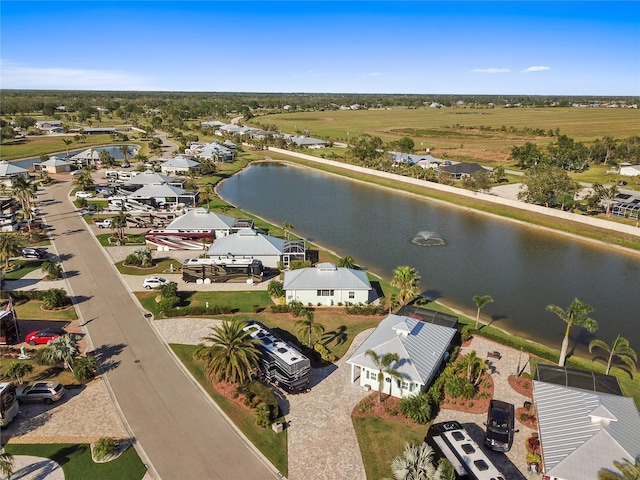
xmin=289 ymin=300 xmax=305 ymax=317
xmin=93 ymin=437 xmax=119 ymax=461
xmin=73 ymin=356 xmax=98 ymax=381
xmin=270 ymin=304 xmax=289 ymax=314
xmin=255 ymin=403 xmax=271 ymax=428
xmin=157 ymin=296 xmax=180 ymax=313
xmin=344 ymin=304 xmax=386 ymax=316
xmin=32 ymin=347 xmax=55 ymax=365
xmin=124 ymin=248 xmax=153 ymax=267
xmin=41 ymin=288 xmax=70 ymax=309
xmin=267 ymin=280 xmax=284 ymax=298
xmin=520 ymin=412 xmax=530 ymax=422
xmin=444 ymin=376 xmax=476 ymax=400
xmin=399 ymin=393 xmax=435 ymax=424
xmin=460 ymin=325 xmax=472 ymax=343
xmin=357 ymin=396 xmax=374 ymax=414
xmin=526 ymin=452 xmax=541 ymax=465
xmin=314 ymin=343 xmax=337 ymax=362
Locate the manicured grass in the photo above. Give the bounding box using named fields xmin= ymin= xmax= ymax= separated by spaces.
xmin=14 ymin=301 xmax=78 ymax=321
xmin=0 ymin=357 xmax=77 ymax=385
xmin=115 ymin=257 xmax=176 ymax=275
xmin=170 ymin=344 xmax=288 ymax=476
xmin=352 ymin=416 xmax=426 ymax=480
xmin=137 ymin=290 xmax=273 ymax=317
xmin=95 ymin=233 xmax=146 ymax=247
xmin=0 ymin=135 xmax=115 ymax=161
xmin=4 ymin=443 xmax=147 ymax=480
xmin=3 ymin=260 xmax=45 ymax=280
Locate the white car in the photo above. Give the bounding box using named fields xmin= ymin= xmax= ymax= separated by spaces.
xmin=143 ymin=276 xmax=168 ymax=289
xmin=75 ymin=190 xmax=94 ymax=198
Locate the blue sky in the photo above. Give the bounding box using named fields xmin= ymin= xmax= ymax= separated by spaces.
xmin=1 ymin=1 xmax=638 ymax=95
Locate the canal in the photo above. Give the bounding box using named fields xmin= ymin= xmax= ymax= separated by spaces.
xmin=218 ymin=162 xmax=640 ymax=355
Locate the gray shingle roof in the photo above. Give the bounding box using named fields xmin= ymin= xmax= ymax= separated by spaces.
xmin=533 ymin=380 xmax=640 ymax=479
xmin=347 ymin=314 xmax=456 ymax=384
xmin=283 ymin=263 xmax=371 ymax=291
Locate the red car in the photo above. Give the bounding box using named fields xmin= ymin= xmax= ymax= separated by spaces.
xmin=25 ymin=328 xmax=67 ymax=345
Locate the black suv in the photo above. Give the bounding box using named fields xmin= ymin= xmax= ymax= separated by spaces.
xmin=484 ymin=399 xmax=516 ymax=452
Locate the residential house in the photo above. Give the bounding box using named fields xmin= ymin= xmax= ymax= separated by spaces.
xmin=533 ymin=365 xmax=640 ymax=480
xmin=207 ymin=229 xmax=304 ymax=269
xmin=390 ymin=153 xmax=443 ymax=168
xmin=128 ymin=183 xmax=198 ymax=208
xmin=0 ymin=161 xmax=30 ymax=187
xmin=347 ymin=314 xmax=456 ymax=399
xmin=186 ymin=142 xmax=236 ymax=163
xmin=34 ymin=156 xmax=71 ymax=174
xmin=162 ymin=208 xmax=250 ymax=239
xmin=283 ymin=263 xmax=373 ymax=306
xmin=619 ymin=163 xmax=640 ymax=177
xmin=439 ymin=162 xmax=488 ymax=180
xmin=160 ymin=155 xmax=201 ymax=175
xmin=121 ymin=170 xmax=185 ymax=190
xmin=287 ymin=135 xmax=329 ymax=149
xmin=35 ymin=120 xmax=63 ymax=130
xmin=68 ymin=148 xmax=101 ymax=167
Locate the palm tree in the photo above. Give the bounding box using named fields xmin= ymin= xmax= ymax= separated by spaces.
xmin=194 ymin=319 xmax=260 ymax=385
xmin=457 ymin=350 xmax=488 ymax=386
xmin=365 ymin=349 xmax=402 ymax=404
xmin=0 ymin=450 xmax=14 ymax=480
xmin=389 ymin=442 xmax=445 ymax=480
xmin=5 ymin=361 xmax=33 ymax=385
xmin=473 ymin=294 xmax=494 ymax=330
xmin=0 ymin=233 xmax=22 ymax=271
xmin=282 ymin=221 xmax=294 ymax=240
xmin=110 ymin=210 xmax=130 ymax=244
xmin=72 ymin=171 xmax=95 ymax=192
xmin=119 ymin=145 xmax=132 ymax=163
xmin=62 ymin=138 xmax=73 ymax=157
xmin=338 ymin=256 xmax=357 ymax=269
xmin=12 ymin=175 xmax=37 ymax=227
xmin=200 ymin=183 xmax=216 ymax=209
xmin=295 ymin=310 xmax=324 ymax=347
xmin=546 ymin=298 xmax=598 ymax=366
xmin=99 ymin=150 xmax=115 ymax=168
xmin=41 ymin=260 xmax=63 ymax=280
xmin=599 ymin=456 xmax=640 ymax=480
xmin=391 ymin=265 xmax=421 ymax=307
xmin=589 ymin=335 xmax=637 ymax=377
xmin=42 ymin=335 xmax=80 ymax=372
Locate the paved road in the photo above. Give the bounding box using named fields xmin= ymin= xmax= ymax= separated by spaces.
xmin=41 ymin=181 xmax=278 ymax=480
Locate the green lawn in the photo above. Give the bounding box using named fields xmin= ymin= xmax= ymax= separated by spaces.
xmin=170 ymin=344 xmax=288 ymax=476
xmin=14 ymin=300 xmax=78 ymax=321
xmin=137 ymin=290 xmax=273 ymax=317
xmin=0 ymin=135 xmax=116 ymax=162
xmin=4 ymin=443 xmax=147 ymax=480
xmin=115 ymin=257 xmax=177 ymax=275
xmin=352 ymin=416 xmax=426 ymax=480
xmin=3 ymin=260 xmax=45 ymax=280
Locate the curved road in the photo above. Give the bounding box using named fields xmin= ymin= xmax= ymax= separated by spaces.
xmin=41 ymin=181 xmax=278 ymax=479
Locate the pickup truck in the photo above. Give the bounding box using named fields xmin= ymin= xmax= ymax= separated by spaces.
xmin=95 ymin=218 xmax=113 ymax=228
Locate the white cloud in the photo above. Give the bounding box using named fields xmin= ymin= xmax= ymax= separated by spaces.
xmin=0 ymin=59 xmax=157 ymax=90
xmin=369 ymin=72 xmax=382 ymax=77
xmin=522 ymin=66 xmax=551 ymax=73
xmin=471 ymin=68 xmax=510 ymax=74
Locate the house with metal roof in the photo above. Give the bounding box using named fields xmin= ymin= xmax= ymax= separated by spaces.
xmin=121 ymin=170 xmax=185 ymax=188
xmin=619 ymin=163 xmax=640 ymax=177
xmin=347 ymin=314 xmax=456 ymax=399
xmin=34 ymin=156 xmax=71 ymax=174
xmin=35 ymin=120 xmax=63 ymax=130
xmin=164 ymin=208 xmax=250 ymax=238
xmin=283 ymin=263 xmax=374 ymax=306
xmin=128 ymin=183 xmax=198 ymax=207
xmin=0 ymin=161 xmax=30 ymax=187
xmin=160 ymin=155 xmax=201 ymax=175
xmin=533 ymin=369 xmax=640 ymax=480
xmin=186 ymin=142 xmax=236 ymax=163
xmin=287 ymin=135 xmax=329 ymax=149
xmin=207 ymin=229 xmax=287 ymax=269
xmin=68 ymin=148 xmax=101 ymax=166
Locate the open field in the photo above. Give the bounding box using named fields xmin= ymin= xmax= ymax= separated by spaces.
xmin=252 ymin=107 xmax=640 ymax=164
xmin=0 ymin=135 xmax=115 ymax=161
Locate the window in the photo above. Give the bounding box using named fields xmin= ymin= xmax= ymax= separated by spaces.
xmin=367 ymin=371 xmax=377 ymax=381
xmin=402 ymin=381 xmax=409 ymax=389
xmin=348 ymin=291 xmax=355 ymax=299
xmin=317 ymin=289 xmax=334 ymax=296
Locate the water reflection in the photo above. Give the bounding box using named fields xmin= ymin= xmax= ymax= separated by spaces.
xmin=218 ymin=162 xmax=640 ymax=354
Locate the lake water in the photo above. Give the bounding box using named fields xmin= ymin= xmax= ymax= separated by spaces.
xmin=218 ymin=162 xmax=640 ymax=355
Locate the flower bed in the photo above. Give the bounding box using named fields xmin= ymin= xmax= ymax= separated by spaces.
xmin=352 ymin=392 xmax=420 ymax=427
xmin=508 ymin=374 xmax=533 ymax=398
xmin=441 ymin=373 xmax=494 ymax=414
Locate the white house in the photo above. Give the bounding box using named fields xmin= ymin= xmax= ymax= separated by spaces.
xmin=533 ymin=367 xmax=640 ymax=480
xmin=35 ymin=120 xmax=63 ymax=130
xmin=163 ymin=208 xmax=248 ymax=239
xmin=619 ymin=163 xmax=640 ymax=177
xmin=0 ymin=161 xmax=30 ymax=187
xmin=207 ymin=229 xmax=285 ymax=269
xmin=160 ymin=155 xmax=201 ymax=175
xmin=283 ymin=263 xmax=373 ymax=306
xmin=347 ymin=314 xmax=456 ymax=399
xmin=35 ymin=156 xmax=71 ymax=174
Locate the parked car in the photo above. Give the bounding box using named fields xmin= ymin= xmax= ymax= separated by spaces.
xmin=75 ymin=190 xmax=94 ymax=198
xmin=142 ymin=276 xmax=168 ymax=289
xmin=25 ymin=328 xmax=67 ymax=345
xmin=95 ymin=218 xmax=113 ymax=228
xmin=16 ymin=382 xmax=65 ymax=405
xmin=122 ymin=161 xmax=131 ymax=168
xmin=484 ymin=399 xmax=517 ymax=452
xmin=69 ymin=170 xmax=82 ymax=176
xmin=618 ymin=180 xmax=628 ymax=186
xmin=21 ymin=247 xmax=48 ymax=259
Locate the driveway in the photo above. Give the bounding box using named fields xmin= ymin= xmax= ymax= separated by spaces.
xmin=35 ymin=181 xmax=279 ymax=479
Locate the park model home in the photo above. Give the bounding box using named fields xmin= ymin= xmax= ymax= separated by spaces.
xmin=347 ymin=314 xmax=456 ymax=399
xmin=283 ymin=263 xmax=373 ymax=305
